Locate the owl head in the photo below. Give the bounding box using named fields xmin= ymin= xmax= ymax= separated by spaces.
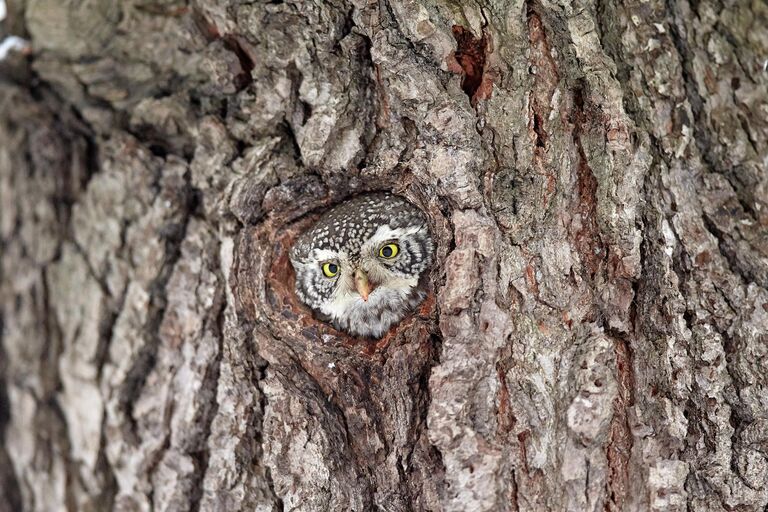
xmin=290 ymin=193 xmax=434 ymax=338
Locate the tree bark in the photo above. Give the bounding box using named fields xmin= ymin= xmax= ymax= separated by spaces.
xmin=1 ymin=0 xmax=767 ymax=510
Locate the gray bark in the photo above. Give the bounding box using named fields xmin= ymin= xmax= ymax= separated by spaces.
xmin=1 ymin=0 xmax=767 ymax=510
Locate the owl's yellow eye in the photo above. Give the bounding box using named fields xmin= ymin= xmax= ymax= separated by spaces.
xmin=378 ymin=243 xmax=399 ymax=259
xmin=321 ymin=262 xmax=339 ymax=277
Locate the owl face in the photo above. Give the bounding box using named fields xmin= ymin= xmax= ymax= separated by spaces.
xmin=290 ymin=193 xmax=433 ymax=338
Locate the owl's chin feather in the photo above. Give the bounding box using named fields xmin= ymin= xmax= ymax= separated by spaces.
xmin=321 ymin=280 xmax=424 ymax=338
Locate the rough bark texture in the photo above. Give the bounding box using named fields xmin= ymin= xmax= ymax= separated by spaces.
xmin=1 ymin=0 xmax=767 ymax=511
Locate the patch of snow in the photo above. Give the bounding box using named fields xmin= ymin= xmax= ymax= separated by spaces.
xmin=0 ymin=35 xmax=30 ymax=61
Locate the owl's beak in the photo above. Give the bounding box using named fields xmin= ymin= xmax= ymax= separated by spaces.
xmin=354 ymin=268 xmax=370 ymax=301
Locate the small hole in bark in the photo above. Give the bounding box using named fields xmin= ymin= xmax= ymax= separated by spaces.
xmin=148 ymin=144 xmax=168 ymax=158
xmin=188 ymin=188 xmax=203 ymax=216
xmin=451 ymin=25 xmax=491 ymax=104
xmin=223 ymin=35 xmax=256 ymax=91
xmin=526 ymin=0 xmax=537 ymax=18
xmin=300 ymin=100 xmax=313 ymax=125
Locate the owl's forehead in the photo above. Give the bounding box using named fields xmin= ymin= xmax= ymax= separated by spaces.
xmin=312 ymin=220 xmax=376 ymax=252
xmin=297 ymin=193 xmax=424 ymax=255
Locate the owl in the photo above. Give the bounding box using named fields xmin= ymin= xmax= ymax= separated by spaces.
xmin=290 ymin=193 xmax=434 ymax=338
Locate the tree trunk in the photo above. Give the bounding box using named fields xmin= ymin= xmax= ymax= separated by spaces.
xmin=1 ymin=0 xmax=767 ymax=510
